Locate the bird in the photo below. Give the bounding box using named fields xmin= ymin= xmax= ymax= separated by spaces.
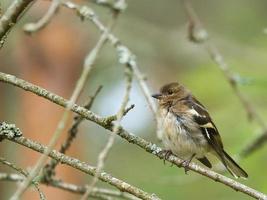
xmin=152 ymin=82 xmax=248 ymax=178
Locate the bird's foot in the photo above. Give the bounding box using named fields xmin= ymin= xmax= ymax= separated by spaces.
xmin=181 ymin=160 xmax=191 ymax=174
xmin=158 ymin=149 xmax=173 ymax=165
xmin=181 ymin=153 xmax=196 ymax=174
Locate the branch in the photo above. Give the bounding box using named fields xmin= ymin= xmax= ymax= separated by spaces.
xmin=0 ymin=127 xmax=160 ymax=200
xmin=104 ymin=104 xmax=135 ymax=123
xmin=0 ymin=0 xmax=34 ymax=48
xmin=0 ymin=73 xmax=266 ymax=200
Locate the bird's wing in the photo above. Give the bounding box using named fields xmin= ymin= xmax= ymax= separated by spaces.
xmin=183 ymin=96 xmax=226 ymax=160
xmin=172 ymin=95 xmax=248 ymax=178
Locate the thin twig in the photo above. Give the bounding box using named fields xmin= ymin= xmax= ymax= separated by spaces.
xmin=104 ymin=104 xmax=135 ymax=124
xmin=0 ymin=78 xmax=266 ymax=199
xmin=43 ymin=86 xmax=103 ymax=182
xmin=0 ymin=157 xmax=46 ymax=200
xmin=0 ymin=0 xmax=35 ymax=48
xmin=23 ymin=0 xmax=61 ymax=33
xmin=11 ymin=9 xmax=114 ymax=200
xmin=82 ymin=66 xmax=133 ymax=199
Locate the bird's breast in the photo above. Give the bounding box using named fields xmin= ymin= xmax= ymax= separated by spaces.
xmin=159 ymin=108 xmax=208 ymax=158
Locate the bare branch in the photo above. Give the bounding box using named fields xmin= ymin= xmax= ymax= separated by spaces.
xmin=0 ymin=76 xmax=266 ymax=199
xmin=104 ymin=104 xmax=135 ymax=123
xmin=0 ymin=157 xmax=46 ymax=200
xmin=0 ymin=0 xmax=35 ymax=48
xmin=23 ymin=0 xmax=61 ymax=33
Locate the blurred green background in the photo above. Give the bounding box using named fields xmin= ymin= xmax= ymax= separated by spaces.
xmin=0 ymin=0 xmax=267 ymax=199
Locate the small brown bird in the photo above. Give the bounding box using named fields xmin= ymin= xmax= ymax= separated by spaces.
xmin=152 ymin=82 xmax=248 ymax=178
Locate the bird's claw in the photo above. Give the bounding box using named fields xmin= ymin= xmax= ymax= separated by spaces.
xmin=158 ymin=150 xmax=173 ymax=165
xmin=181 ymin=160 xmax=191 ymax=174
xmin=181 ymin=153 xmax=196 ymax=174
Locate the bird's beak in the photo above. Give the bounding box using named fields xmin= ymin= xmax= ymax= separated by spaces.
xmin=152 ymin=93 xmax=163 ymax=99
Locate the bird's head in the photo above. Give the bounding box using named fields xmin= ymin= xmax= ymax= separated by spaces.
xmin=152 ymin=82 xmax=189 ymax=105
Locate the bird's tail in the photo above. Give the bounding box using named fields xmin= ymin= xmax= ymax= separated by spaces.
xmin=219 ymin=150 xmax=248 ymax=178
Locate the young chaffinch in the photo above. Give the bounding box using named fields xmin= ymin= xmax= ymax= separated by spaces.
xmin=152 ymin=82 xmax=248 ymax=178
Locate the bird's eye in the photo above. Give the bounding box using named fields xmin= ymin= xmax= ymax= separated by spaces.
xmin=168 ymin=90 xmax=173 ymax=95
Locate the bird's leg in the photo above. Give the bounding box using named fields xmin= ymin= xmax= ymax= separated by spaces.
xmin=158 ymin=149 xmax=173 ymax=165
xmin=182 ymin=153 xmax=196 ymax=174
